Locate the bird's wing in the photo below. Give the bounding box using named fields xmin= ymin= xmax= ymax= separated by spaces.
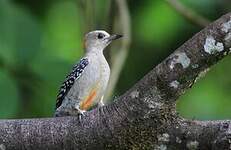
xmin=55 ymin=58 xmax=89 ymax=109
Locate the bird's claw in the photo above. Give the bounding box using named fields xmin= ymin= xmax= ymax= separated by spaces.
xmin=74 ymin=105 xmax=86 ymax=120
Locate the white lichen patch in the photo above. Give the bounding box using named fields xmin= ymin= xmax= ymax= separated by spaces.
xmin=225 ymin=32 xmax=231 ymax=40
xmin=169 ymin=80 xmax=180 ymax=89
xmin=223 ymin=51 xmax=228 ymax=56
xmin=221 ymin=17 xmax=231 ymax=49
xmin=192 ymin=64 xmax=199 ymax=69
xmin=155 ymin=144 xmax=167 ymax=150
xmin=0 ymin=144 xmax=5 ymax=150
xmin=224 ymin=32 xmax=231 ymax=46
xmin=221 ymin=16 xmax=231 ymax=33
xmin=130 ymin=90 xmax=139 ymax=99
xmin=170 ymin=52 xmax=191 ymax=69
xmin=176 ymin=137 xmax=182 ymax=144
xmin=194 ymin=68 xmax=210 ymax=83
xmin=226 ymin=123 xmax=231 ymax=134
xmin=157 ymin=133 xmax=170 ymax=142
xmin=186 ymin=140 xmax=199 ymax=150
xmin=143 ymin=87 xmax=164 ymax=110
xmin=143 ymin=100 xmax=164 ymax=118
xmin=204 ymin=36 xmax=224 ymax=54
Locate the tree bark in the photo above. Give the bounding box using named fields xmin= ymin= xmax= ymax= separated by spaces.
xmin=0 ymin=13 xmax=231 ymax=150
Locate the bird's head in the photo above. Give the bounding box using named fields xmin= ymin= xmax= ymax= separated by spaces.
xmin=83 ymin=30 xmax=122 ymax=52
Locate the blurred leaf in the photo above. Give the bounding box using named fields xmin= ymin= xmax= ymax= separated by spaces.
xmin=135 ymin=0 xmax=183 ymax=47
xmin=0 ymin=0 xmax=41 ymax=65
xmin=42 ymin=1 xmax=83 ymax=62
xmin=0 ymin=70 xmax=19 ymax=118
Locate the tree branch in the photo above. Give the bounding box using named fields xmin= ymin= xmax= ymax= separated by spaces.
xmin=0 ymin=13 xmax=230 ymax=149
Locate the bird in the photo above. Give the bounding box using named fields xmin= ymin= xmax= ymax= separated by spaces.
xmin=54 ymin=30 xmax=122 ymax=117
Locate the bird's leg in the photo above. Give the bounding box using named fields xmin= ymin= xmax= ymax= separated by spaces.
xmin=98 ymin=96 xmax=105 ymax=107
xmin=74 ymin=104 xmax=86 ymax=120
xmin=75 ymin=105 xmax=86 ymax=115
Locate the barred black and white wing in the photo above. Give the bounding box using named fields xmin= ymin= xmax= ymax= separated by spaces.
xmin=56 ymin=58 xmax=89 ymax=109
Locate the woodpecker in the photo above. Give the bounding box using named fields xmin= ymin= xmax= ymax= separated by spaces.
xmin=54 ymin=30 xmax=122 ymax=117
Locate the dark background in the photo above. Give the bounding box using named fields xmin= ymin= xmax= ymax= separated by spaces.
xmin=0 ymin=0 xmax=230 ymax=120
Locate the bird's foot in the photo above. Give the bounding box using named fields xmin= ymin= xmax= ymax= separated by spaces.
xmin=74 ymin=105 xmax=86 ymax=120
xmin=98 ymin=96 xmax=105 ymax=107
xmin=98 ymin=101 xmax=104 ymax=107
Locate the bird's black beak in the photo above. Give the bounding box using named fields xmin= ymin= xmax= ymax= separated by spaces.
xmin=107 ymin=34 xmax=123 ymax=41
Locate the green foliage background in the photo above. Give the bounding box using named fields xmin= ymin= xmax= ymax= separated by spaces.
xmin=0 ymin=0 xmax=230 ymax=119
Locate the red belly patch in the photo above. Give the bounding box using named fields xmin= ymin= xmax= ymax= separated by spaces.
xmin=79 ymin=89 xmax=97 ymax=110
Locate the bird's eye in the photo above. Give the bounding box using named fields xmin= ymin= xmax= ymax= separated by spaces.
xmin=97 ymin=33 xmax=105 ymax=39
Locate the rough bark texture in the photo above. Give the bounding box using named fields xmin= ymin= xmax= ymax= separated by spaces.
xmin=0 ymin=13 xmax=231 ymax=150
